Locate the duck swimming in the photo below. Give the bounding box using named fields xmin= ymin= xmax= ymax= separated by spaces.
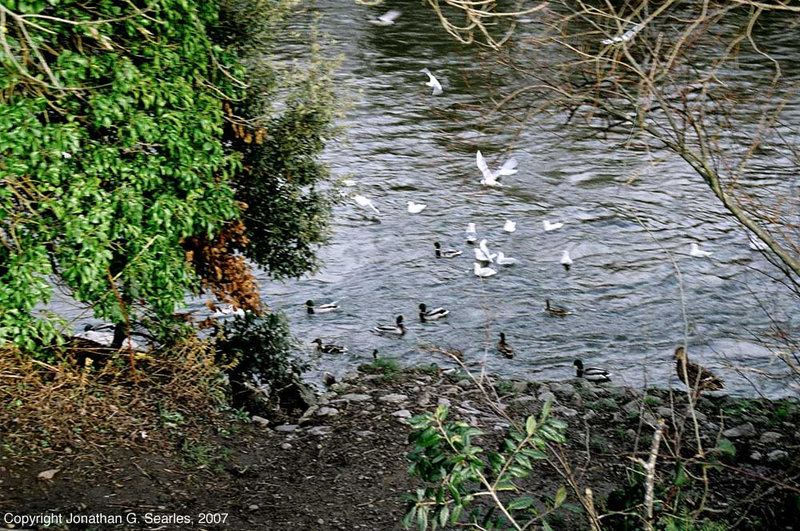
xmin=419 ymin=303 xmax=449 ymax=321
xmin=434 ymin=242 xmax=462 ymax=258
xmin=497 ymin=332 xmax=514 ymax=359
xmin=545 ymin=299 xmax=570 ymax=317
xmin=312 ymin=338 xmax=348 ymax=354
xmin=543 ymin=220 xmax=564 ymax=232
xmin=372 ymin=315 xmax=406 ymax=336
xmin=573 ymin=359 xmax=611 ymax=382
xmin=673 ymin=346 xmax=724 ymax=397
xmin=306 ymin=300 xmax=340 ymax=314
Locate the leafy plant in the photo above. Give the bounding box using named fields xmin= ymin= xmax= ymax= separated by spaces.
xmin=404 ymin=401 xmax=569 ymax=530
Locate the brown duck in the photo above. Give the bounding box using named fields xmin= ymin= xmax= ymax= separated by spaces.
xmin=673 ymin=346 xmax=724 ymax=396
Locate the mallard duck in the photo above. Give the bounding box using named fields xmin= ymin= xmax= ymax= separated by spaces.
xmin=306 ymin=300 xmax=339 ymax=314
xmin=434 ymin=242 xmax=462 ymax=258
xmin=312 ymin=338 xmax=348 ymax=354
xmin=497 ymin=332 xmax=514 ymax=359
xmin=545 ymin=299 xmax=570 ymax=317
xmin=419 ymin=303 xmax=449 ymax=321
xmin=673 ymin=347 xmax=724 ymax=396
xmin=372 ymin=315 xmax=406 ymax=336
xmin=372 ymin=349 xmax=380 ymax=360
xmin=573 ymin=359 xmax=611 ymax=382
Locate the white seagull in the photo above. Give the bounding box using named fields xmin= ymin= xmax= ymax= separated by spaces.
xmin=496 ymin=252 xmax=518 ymax=266
xmin=475 ymin=239 xmax=496 ymax=263
xmin=601 ymin=23 xmax=643 ymax=45
xmin=476 ymin=150 xmax=518 ymax=187
xmin=354 ymin=194 xmax=380 ymax=214
xmin=543 ymin=220 xmax=564 ymax=231
xmin=370 ymin=9 xmax=402 ymax=26
xmin=407 ymin=201 xmax=427 ymax=214
xmin=474 ymin=262 xmax=497 ymax=277
xmin=420 ymin=68 xmax=442 ymax=96
xmin=560 ymin=250 xmax=573 ymax=271
xmin=465 ymin=222 xmax=477 ymax=244
xmin=689 ymin=243 xmax=712 ymax=258
xmin=503 ymin=220 xmax=516 ymax=233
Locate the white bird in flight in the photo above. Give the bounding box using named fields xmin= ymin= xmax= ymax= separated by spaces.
xmin=543 ymin=220 xmax=564 ymax=232
xmin=370 ymin=9 xmax=402 ymax=26
xmin=407 ymin=201 xmax=427 ymax=214
xmin=420 ymin=68 xmax=442 ymax=96
xmin=496 ymin=252 xmax=518 ymax=266
xmin=602 ymin=24 xmax=643 ymax=45
xmin=689 ymin=243 xmax=712 ymax=258
xmin=474 ymin=263 xmax=497 ymax=277
xmin=465 ymin=222 xmax=477 ymax=244
xmin=476 ymin=150 xmax=518 ymax=187
xmin=560 ymin=250 xmax=573 ymax=271
xmin=503 ymin=220 xmax=516 ymax=233
xmin=354 ymin=194 xmax=379 ymax=214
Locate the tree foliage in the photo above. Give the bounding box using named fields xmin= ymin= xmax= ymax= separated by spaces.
xmin=0 ymin=0 xmax=339 ymax=354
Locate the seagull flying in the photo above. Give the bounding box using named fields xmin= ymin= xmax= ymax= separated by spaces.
xmin=503 ymin=220 xmax=516 ymax=233
xmin=407 ymin=201 xmax=427 ymax=214
xmin=476 ymin=150 xmax=518 ymax=187
xmin=543 ymin=220 xmax=564 ymax=232
xmin=602 ymin=23 xmax=643 ymax=45
xmin=354 ymin=194 xmax=379 ymax=214
xmin=560 ymin=250 xmax=573 ymax=271
xmin=370 ymin=9 xmax=402 ymax=26
xmin=689 ymin=243 xmax=712 ymax=258
xmin=474 ymin=262 xmax=497 ymax=277
xmin=475 ymin=239 xmax=496 ymax=263
xmin=420 ymin=68 xmax=442 ymax=96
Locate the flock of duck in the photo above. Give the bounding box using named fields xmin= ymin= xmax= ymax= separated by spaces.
xmin=308 ymin=8 xmax=729 ymax=393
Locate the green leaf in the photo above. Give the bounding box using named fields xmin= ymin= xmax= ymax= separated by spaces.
xmin=716 ymin=438 xmax=736 ymax=457
xmin=540 ymin=398 xmax=553 ymax=421
xmin=553 ymin=485 xmax=567 ymax=508
xmin=525 ymin=415 xmax=537 ymax=436
xmin=507 ymin=496 xmax=535 ymax=511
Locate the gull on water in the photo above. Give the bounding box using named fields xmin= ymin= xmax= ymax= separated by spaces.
xmin=543 ymin=220 xmax=564 ymax=231
xmin=474 ymin=262 xmax=497 ymax=277
xmin=560 ymin=250 xmax=573 ymax=271
xmin=689 ymin=243 xmax=712 ymax=258
xmin=496 ymin=252 xmax=518 ymax=266
xmin=475 ymin=239 xmax=496 ymax=263
xmin=420 ymin=68 xmax=442 ymax=96
xmin=465 ymin=223 xmax=477 ymax=243
xmin=476 ymin=150 xmax=518 ymax=187
xmin=407 ymin=201 xmax=427 ymax=214
xmin=354 ymin=194 xmax=379 ymax=214
xmin=370 ymin=9 xmax=401 ymax=26
xmin=503 ymin=220 xmax=516 ymax=233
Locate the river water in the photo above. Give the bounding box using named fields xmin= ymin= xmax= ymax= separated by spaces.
xmin=249 ymin=2 xmax=800 ymax=398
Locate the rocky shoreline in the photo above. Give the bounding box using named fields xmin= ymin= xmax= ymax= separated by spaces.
xmin=3 ymin=363 xmax=799 ymax=529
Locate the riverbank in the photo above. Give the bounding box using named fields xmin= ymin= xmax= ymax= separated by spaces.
xmin=2 ymin=358 xmax=799 ymax=530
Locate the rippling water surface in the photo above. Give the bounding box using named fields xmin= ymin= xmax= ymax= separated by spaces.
xmin=51 ymin=3 xmax=798 ymax=397
xmin=243 ymin=2 xmax=800 ymax=397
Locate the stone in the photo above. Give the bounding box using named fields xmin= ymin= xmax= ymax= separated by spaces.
xmin=341 ymin=371 xmax=360 ymax=383
xmin=538 ymin=391 xmax=557 ymax=403
xmin=557 ymin=406 xmax=579 ymax=418
xmin=249 ymin=505 xmax=259 ymax=511
xmin=512 ymin=395 xmax=536 ymax=404
xmin=456 ymin=379 xmax=472 ymax=389
xmin=355 ymin=430 xmax=374 ymax=438
xmin=316 ymin=407 xmax=339 ymax=417
xmin=550 ymin=382 xmax=576 ymax=399
xmin=392 ymin=409 xmax=412 ymax=418
xmin=510 ymin=381 xmax=528 ymax=393
xmin=336 ymin=393 xmax=372 ymax=402
xmin=623 ymin=400 xmax=641 ymax=415
xmin=767 ymin=449 xmax=789 ymax=462
xmin=438 ymin=398 xmax=452 ymax=407
xmin=378 ymin=393 xmax=409 ymax=404
xmin=417 ymin=391 xmax=431 ymax=407
xmin=275 ymin=424 xmax=299 ymax=432
xmin=322 ymin=372 xmax=336 ymax=386
xmin=723 ymin=422 xmax=756 ymax=439
xmin=583 ymin=410 xmax=598 ymax=422
xmin=656 ymin=407 xmax=674 ymax=418
xmin=251 ymin=416 xmax=270 ymax=427
xmin=750 ymin=451 xmax=763 ymax=461
xmin=307 ymin=426 xmax=333 ymax=437
xmin=759 ymin=431 xmax=783 ymax=444
xmin=280 ymin=443 xmax=292 ymax=450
